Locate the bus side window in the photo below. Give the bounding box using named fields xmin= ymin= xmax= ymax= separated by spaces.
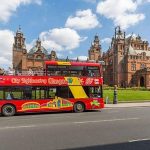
xmin=57 ymin=87 xmax=73 ymax=98
xmin=83 ymin=86 xmax=102 ymax=98
xmin=6 ymin=93 xmax=14 ymax=100
xmin=48 ymin=88 xmax=56 ymax=98
xmin=23 ymin=87 xmax=32 ymax=99
xmin=23 ymin=92 xmax=32 ymax=99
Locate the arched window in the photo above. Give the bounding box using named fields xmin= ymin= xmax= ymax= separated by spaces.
xmin=131 ymin=63 xmax=136 ymax=71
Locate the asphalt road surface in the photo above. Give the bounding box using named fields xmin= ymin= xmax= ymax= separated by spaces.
xmin=0 ymin=107 xmax=150 ymax=150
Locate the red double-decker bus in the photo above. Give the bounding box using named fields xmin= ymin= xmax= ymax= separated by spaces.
xmin=0 ymin=60 xmax=104 ymax=116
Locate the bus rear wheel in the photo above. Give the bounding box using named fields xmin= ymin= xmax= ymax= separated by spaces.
xmin=74 ymin=102 xmax=85 ymax=113
xmin=2 ymin=104 xmax=16 ymax=117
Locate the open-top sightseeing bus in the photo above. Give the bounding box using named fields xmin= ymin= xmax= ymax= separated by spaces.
xmin=0 ymin=60 xmax=104 ymax=116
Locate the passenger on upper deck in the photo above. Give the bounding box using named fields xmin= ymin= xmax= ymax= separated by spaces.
xmin=6 ymin=92 xmax=14 ymax=100
xmin=88 ymin=70 xmax=95 ymax=77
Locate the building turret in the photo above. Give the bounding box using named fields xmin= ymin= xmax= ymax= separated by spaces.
xmin=50 ymin=50 xmax=57 ymax=60
xmin=13 ymin=26 xmax=27 ymax=71
xmin=13 ymin=26 xmax=26 ymax=50
xmin=88 ymin=34 xmax=102 ymax=61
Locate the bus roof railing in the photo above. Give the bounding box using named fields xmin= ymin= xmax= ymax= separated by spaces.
xmin=1 ymin=70 xmax=46 ymax=76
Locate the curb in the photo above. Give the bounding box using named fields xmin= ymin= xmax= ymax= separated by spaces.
xmin=105 ymin=102 xmax=150 ymax=108
xmin=105 ymin=100 xmax=150 ymax=104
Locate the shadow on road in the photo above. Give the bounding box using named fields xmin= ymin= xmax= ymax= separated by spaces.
xmin=62 ymin=140 xmax=150 ymax=150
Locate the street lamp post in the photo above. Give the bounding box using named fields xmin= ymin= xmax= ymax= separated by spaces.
xmin=113 ymin=85 xmax=118 ymax=104
xmin=113 ymin=26 xmax=119 ymax=86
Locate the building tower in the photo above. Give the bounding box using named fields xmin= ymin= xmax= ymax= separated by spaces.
xmin=50 ymin=50 xmax=57 ymax=60
xmin=88 ymin=35 xmax=102 ymax=61
xmin=12 ymin=26 xmax=27 ymax=71
xmin=113 ymin=26 xmax=126 ymax=86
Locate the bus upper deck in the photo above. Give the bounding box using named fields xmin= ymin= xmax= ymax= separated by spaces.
xmin=3 ymin=60 xmax=103 ymax=77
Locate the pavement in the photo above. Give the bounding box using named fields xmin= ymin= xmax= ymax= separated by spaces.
xmin=105 ymin=102 xmax=150 ymax=108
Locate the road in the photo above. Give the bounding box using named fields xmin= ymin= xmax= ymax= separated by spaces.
xmin=0 ymin=107 xmax=150 ymax=150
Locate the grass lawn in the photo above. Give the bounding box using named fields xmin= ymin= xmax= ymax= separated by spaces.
xmin=103 ymin=89 xmax=150 ymax=103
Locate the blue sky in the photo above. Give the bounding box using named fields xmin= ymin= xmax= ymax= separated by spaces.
xmin=0 ymin=0 xmax=150 ymax=68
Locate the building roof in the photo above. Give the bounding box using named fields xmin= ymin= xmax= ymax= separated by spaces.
xmin=128 ymin=45 xmax=150 ymax=56
xmin=28 ymin=39 xmax=49 ymax=56
xmin=28 ymin=46 xmax=49 ymax=55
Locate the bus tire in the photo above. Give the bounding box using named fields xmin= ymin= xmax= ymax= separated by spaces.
xmin=2 ymin=104 xmax=16 ymax=117
xmin=73 ymin=102 xmax=85 ymax=113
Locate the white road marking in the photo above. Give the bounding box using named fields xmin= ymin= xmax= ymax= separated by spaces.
xmin=129 ymin=138 xmax=150 ymax=142
xmin=74 ymin=118 xmax=139 ymax=124
xmin=0 ymin=125 xmax=36 ymax=130
xmin=0 ymin=118 xmax=140 ymax=130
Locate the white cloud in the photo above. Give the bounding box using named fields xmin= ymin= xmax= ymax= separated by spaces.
xmin=101 ymin=38 xmax=111 ymax=44
xmin=26 ymin=40 xmax=36 ymax=51
xmin=65 ymin=9 xmax=100 ymax=30
xmin=97 ymin=0 xmax=145 ymax=29
xmin=69 ymin=51 xmax=73 ymax=54
xmin=0 ymin=57 xmax=11 ymax=69
xmin=138 ymin=0 xmax=150 ymax=3
xmin=78 ymin=56 xmax=88 ymax=60
xmin=56 ymin=53 xmax=64 ymax=58
xmin=39 ymin=28 xmax=87 ymax=51
xmin=41 ymin=40 xmax=63 ymax=51
xmin=0 ymin=0 xmax=42 ymax=23
xmin=73 ymin=56 xmax=88 ymax=61
xmin=0 ymin=30 xmax=14 ymax=67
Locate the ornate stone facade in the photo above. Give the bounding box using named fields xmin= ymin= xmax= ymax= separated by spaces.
xmin=13 ymin=28 xmax=57 ymax=72
xmin=102 ymin=27 xmax=150 ymax=88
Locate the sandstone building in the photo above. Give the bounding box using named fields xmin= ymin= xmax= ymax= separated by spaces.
xmin=12 ymin=28 xmax=57 ymax=73
xmin=101 ymin=27 xmax=150 ymax=88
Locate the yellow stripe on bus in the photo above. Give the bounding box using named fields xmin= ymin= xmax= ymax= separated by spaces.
xmin=65 ymin=77 xmax=88 ymax=98
xmin=57 ymin=62 xmax=71 ymax=65
xmin=69 ymin=86 xmax=88 ymax=98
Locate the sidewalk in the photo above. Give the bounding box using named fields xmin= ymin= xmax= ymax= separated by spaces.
xmin=105 ymin=102 xmax=150 ymax=108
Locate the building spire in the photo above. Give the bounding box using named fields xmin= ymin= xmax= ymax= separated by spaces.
xmin=19 ymin=25 xmax=21 ymax=31
xmin=17 ymin=25 xmax=22 ymax=33
xmin=66 ymin=56 xmax=69 ymax=61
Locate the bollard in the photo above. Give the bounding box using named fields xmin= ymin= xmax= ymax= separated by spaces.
xmin=113 ymin=85 xmax=118 ymax=104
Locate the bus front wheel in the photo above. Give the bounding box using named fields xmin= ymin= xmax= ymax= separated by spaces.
xmin=74 ymin=102 xmax=85 ymax=113
xmin=2 ymin=104 xmax=16 ymax=117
